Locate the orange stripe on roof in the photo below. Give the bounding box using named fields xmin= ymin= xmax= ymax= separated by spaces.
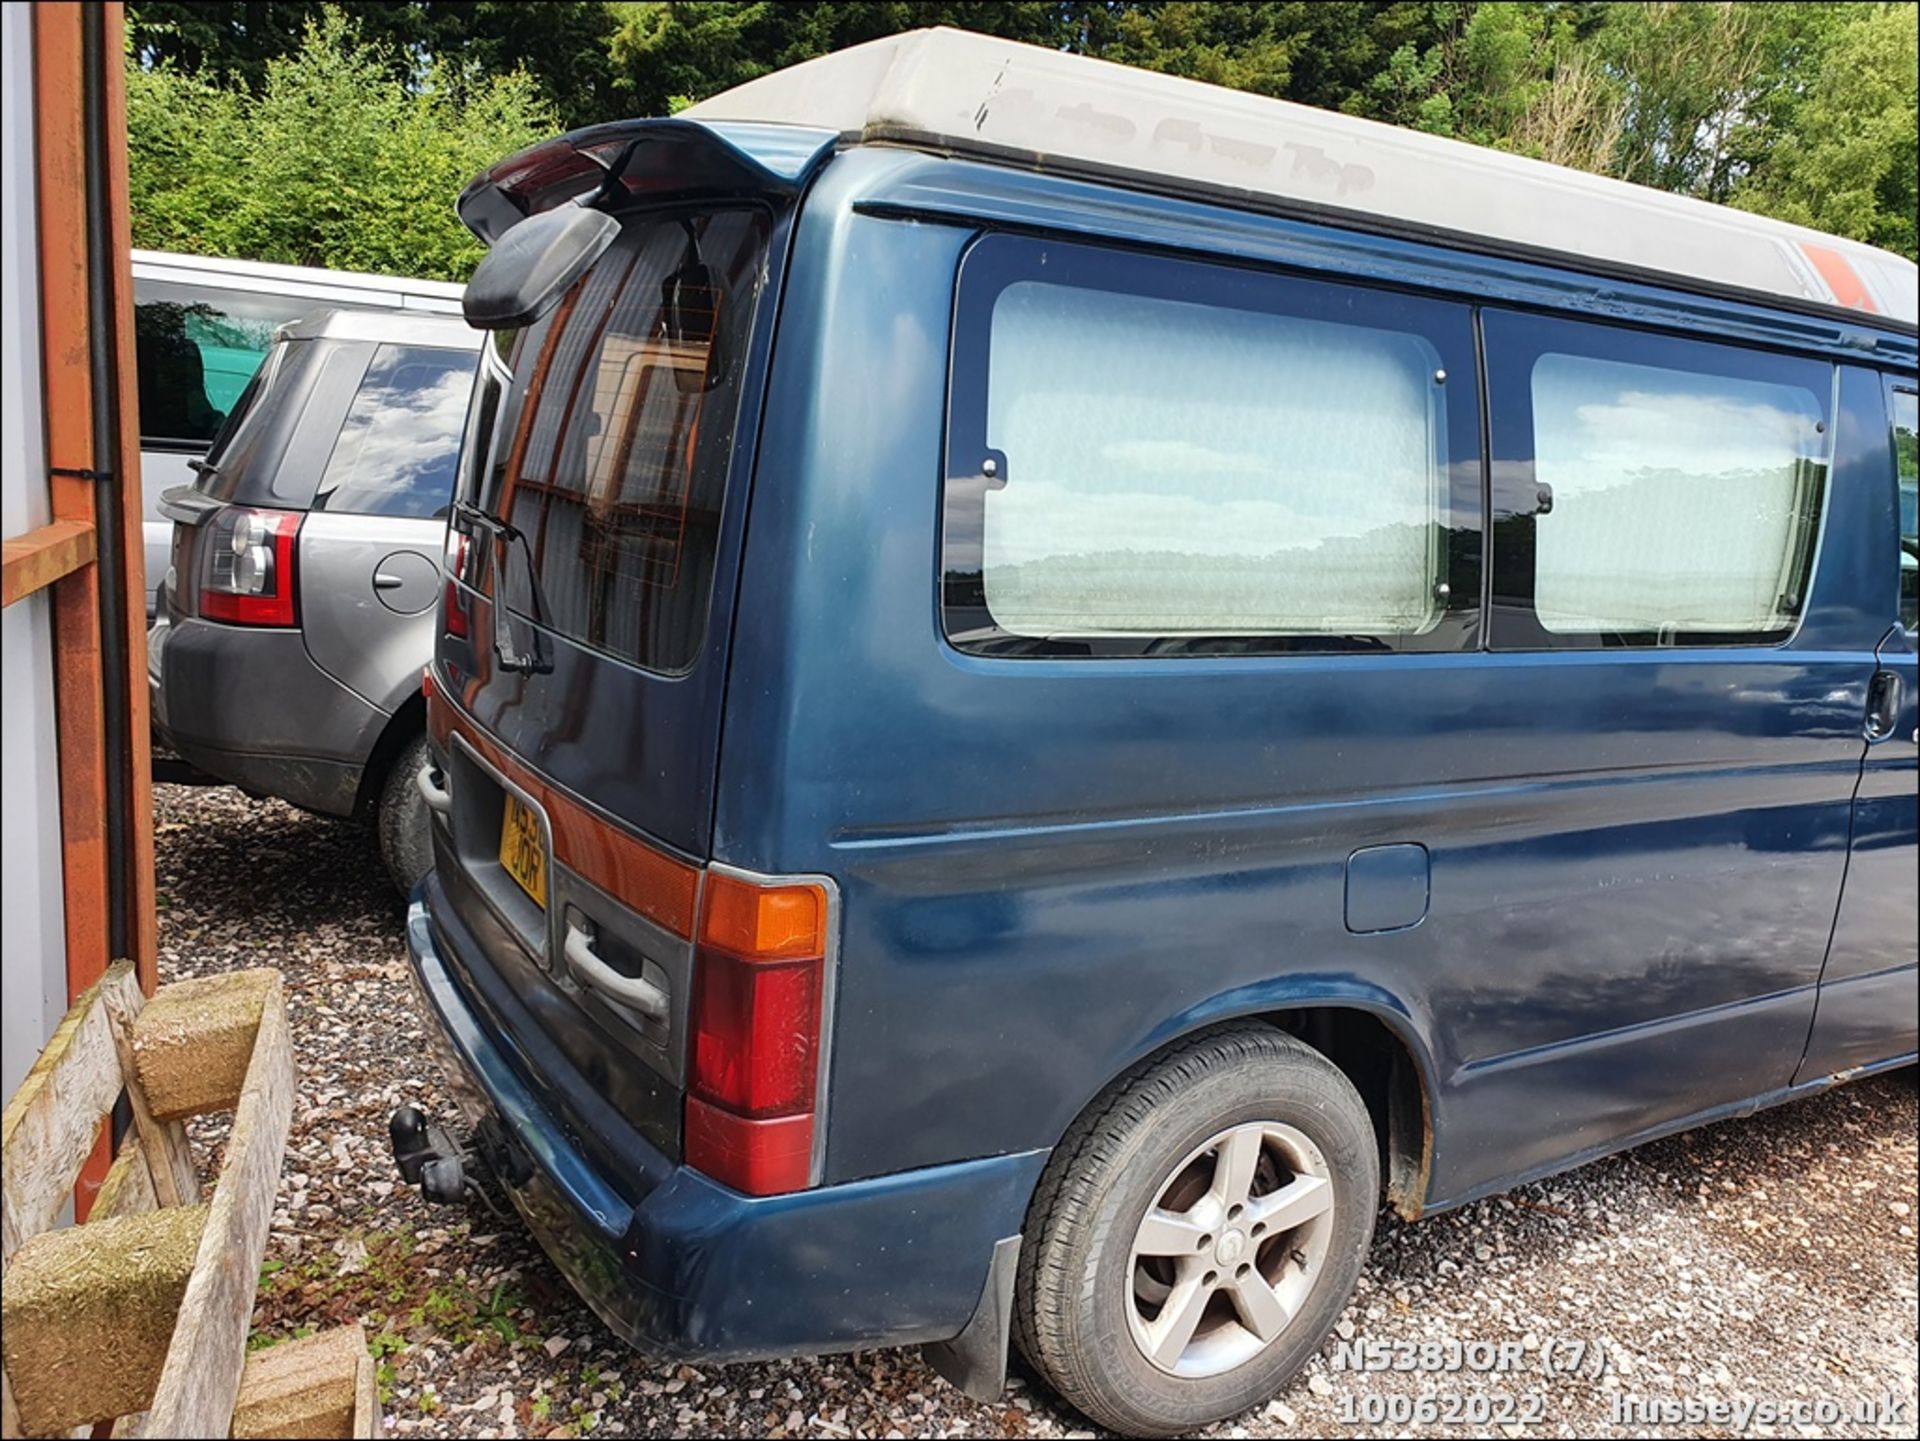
xmin=1800 ymin=242 xmax=1879 ymax=314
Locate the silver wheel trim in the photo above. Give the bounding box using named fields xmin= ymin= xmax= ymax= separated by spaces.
xmin=1124 ymin=1120 xmax=1336 ymax=1379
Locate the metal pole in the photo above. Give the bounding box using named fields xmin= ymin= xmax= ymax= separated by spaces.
xmin=82 ymin=0 xmax=131 ymax=966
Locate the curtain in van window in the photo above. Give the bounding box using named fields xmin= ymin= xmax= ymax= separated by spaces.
xmin=983 ymin=282 xmax=1446 ymax=637
xmin=1529 ymin=354 xmax=1826 ymax=635
xmin=1892 ymin=388 xmax=1918 ymax=631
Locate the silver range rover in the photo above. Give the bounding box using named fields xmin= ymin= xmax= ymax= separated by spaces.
xmin=150 ymin=308 xmax=482 ymax=891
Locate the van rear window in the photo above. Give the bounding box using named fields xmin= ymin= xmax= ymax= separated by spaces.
xmin=473 ymin=208 xmax=770 ymax=674
xmin=1481 ymin=310 xmax=1832 ymax=649
xmin=1527 ymin=353 xmax=1826 ymax=638
xmin=1894 ymin=387 xmax=1917 ymax=631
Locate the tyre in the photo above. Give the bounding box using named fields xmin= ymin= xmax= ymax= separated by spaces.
xmin=377 ymin=732 xmax=435 ymax=896
xmin=1014 ymin=1023 xmax=1378 ymax=1438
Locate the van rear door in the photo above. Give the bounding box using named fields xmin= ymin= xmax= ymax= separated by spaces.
xmin=428 ymin=192 xmax=789 ymax=1164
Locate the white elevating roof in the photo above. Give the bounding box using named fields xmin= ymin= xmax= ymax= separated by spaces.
xmin=684 ymin=28 xmax=1918 ymax=329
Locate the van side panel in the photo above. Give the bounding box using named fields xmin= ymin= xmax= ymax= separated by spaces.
xmin=719 ymin=150 xmax=1890 ymax=1206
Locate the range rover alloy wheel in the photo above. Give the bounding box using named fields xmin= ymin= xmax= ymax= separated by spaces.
xmin=1014 ymin=1024 xmax=1378 ymax=1438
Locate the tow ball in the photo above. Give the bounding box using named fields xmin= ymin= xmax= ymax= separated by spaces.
xmin=388 ymin=1105 xmax=468 ymax=1204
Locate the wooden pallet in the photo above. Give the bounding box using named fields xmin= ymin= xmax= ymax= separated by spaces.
xmin=0 ymin=963 xmax=378 ymax=1439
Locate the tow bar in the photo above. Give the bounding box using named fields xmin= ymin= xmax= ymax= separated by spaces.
xmin=388 ymin=1105 xmax=468 ymax=1204
xmin=389 ymin=1105 xmax=527 ymax=1215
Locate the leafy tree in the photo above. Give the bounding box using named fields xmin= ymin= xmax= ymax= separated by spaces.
xmin=1590 ymin=1 xmax=1858 ymax=202
xmin=126 ymin=7 xmax=556 ymax=278
xmin=410 ymin=2 xmax=623 ymax=130
xmin=1354 ymin=3 xmax=1549 ymax=143
xmin=129 ymin=1 xmax=347 ymax=90
xmin=603 ymin=2 xmax=1088 ymax=117
xmin=129 ymin=1 xmax=620 ymax=129
xmin=1504 ymin=35 xmax=1626 ymax=174
xmin=1079 ymin=2 xmax=1320 ymax=99
xmin=1347 ymin=3 xmax=1630 ymax=172
xmin=125 ymin=1 xmax=1920 ymax=264
xmin=1731 ymin=3 xmax=1919 ymax=259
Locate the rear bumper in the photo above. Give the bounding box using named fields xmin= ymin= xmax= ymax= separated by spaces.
xmin=404 ymin=878 xmax=1044 ymax=1361
xmin=149 ymin=612 xmax=383 ymax=816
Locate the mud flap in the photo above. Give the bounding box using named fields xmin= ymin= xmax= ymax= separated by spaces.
xmin=922 ymin=1235 xmax=1020 ymax=1402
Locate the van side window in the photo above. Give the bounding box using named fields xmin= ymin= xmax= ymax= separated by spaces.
xmin=133 ymin=279 xmax=316 ymax=451
xmin=1893 ymin=387 xmax=1918 ymax=631
xmin=1484 ymin=313 xmax=1831 ymax=649
xmin=312 ymin=344 xmax=476 ymax=519
xmin=943 ymin=235 xmax=1483 ymax=657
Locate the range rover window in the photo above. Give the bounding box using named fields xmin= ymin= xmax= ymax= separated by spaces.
xmin=311 ymin=344 xmax=477 ymax=519
xmin=193 ymin=340 xmax=302 ymax=502
xmin=941 ymin=234 xmax=1483 ymax=657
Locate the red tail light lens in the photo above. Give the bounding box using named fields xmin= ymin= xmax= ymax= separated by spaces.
xmin=200 ymin=506 xmax=300 ymax=627
xmin=443 ymin=531 xmax=469 ymax=639
xmin=691 ymin=950 xmax=820 ymax=1116
xmin=685 ymin=874 xmax=831 ymax=1196
xmin=682 ymin=1100 xmax=815 ymax=1199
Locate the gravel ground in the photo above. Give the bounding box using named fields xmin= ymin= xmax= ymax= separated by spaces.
xmin=156 ymin=781 xmax=1919 ymax=1439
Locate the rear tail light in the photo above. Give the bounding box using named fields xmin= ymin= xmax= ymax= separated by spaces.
xmin=685 ymin=873 xmax=831 ymax=1196
xmin=443 ymin=531 xmax=470 ymax=639
xmin=200 ymin=506 xmax=300 ymax=627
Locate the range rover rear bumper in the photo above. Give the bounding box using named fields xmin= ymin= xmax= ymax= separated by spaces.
xmin=403 ymin=880 xmax=1044 ymax=1364
xmin=149 ymin=612 xmax=381 ymax=816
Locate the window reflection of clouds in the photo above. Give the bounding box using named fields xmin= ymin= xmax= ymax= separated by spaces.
xmin=318 ymin=348 xmax=476 ymax=519
xmin=1531 ymin=353 xmax=1825 ymax=635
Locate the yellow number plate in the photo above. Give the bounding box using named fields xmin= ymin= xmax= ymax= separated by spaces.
xmin=499 ymin=793 xmax=547 ymax=908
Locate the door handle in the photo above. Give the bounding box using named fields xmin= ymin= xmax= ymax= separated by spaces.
xmin=415 ymin=761 xmax=452 ymax=815
xmin=1864 ymin=669 xmax=1904 ymax=741
xmin=564 ymin=920 xmax=669 ymax=1021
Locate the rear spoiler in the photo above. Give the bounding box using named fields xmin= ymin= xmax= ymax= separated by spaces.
xmin=456 ymin=118 xmax=839 ymax=245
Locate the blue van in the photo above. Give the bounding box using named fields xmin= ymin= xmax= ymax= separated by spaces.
xmin=397 ymin=30 xmax=1919 ymax=1437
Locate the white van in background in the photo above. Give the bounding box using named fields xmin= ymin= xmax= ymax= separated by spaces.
xmin=132 ymin=249 xmax=464 ymax=615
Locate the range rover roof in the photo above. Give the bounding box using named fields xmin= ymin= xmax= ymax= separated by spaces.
xmin=682 ymin=26 xmax=1918 ymax=331
xmin=273 ymin=307 xmax=483 ymax=349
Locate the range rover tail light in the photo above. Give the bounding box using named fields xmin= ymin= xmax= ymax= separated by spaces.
xmin=200 ymin=506 xmax=301 ymax=627
xmin=443 ymin=530 xmax=470 ymax=639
